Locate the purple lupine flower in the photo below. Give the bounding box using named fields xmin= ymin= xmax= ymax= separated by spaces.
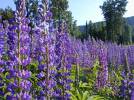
xmin=129 ymin=81 xmax=134 ymax=100
xmin=38 ymin=64 xmax=46 ymax=71
xmin=96 ymin=47 xmax=108 ymax=89
xmin=6 ymin=95 xmax=17 ymax=100
xmin=119 ymin=80 xmax=127 ymax=98
xmin=0 ymin=23 xmax=5 ymax=55
xmin=13 ymin=0 xmax=32 ymax=99
xmin=127 ymin=45 xmax=134 ymax=67
xmin=20 ymin=80 xmax=32 ymax=91
xmin=17 ymin=92 xmax=31 ymax=100
xmin=7 ymin=82 xmax=18 ymax=95
xmin=3 ymin=18 xmax=20 ymax=98
xmin=0 ymin=90 xmax=4 ymax=96
xmin=37 ymin=71 xmax=45 ymax=79
xmin=18 ymin=70 xmax=31 ymax=79
xmin=0 ymin=22 xmax=5 ymax=85
xmin=54 ymin=21 xmax=72 ymax=99
xmin=32 ymin=1 xmax=57 ymax=99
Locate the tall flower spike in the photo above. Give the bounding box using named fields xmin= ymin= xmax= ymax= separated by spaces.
xmin=129 ymin=81 xmax=134 ymax=100
xmin=16 ymin=0 xmax=26 ymax=18
xmin=54 ymin=21 xmax=72 ymax=99
xmin=0 ymin=19 xmax=6 ymax=97
xmin=5 ymin=18 xmax=20 ymax=98
xmin=96 ymin=46 xmax=108 ymax=89
xmin=34 ymin=0 xmax=57 ymax=99
xmin=15 ymin=0 xmax=32 ymax=99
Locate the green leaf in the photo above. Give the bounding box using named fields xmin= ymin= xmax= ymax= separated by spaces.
xmin=69 ymin=91 xmax=78 ymax=100
xmin=82 ymin=91 xmax=89 ymax=100
xmin=88 ymin=95 xmax=105 ymax=100
xmin=76 ymin=89 xmax=82 ymax=100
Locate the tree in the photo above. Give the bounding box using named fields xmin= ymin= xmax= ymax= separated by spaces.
xmin=50 ymin=0 xmax=74 ymax=33
xmin=0 ymin=7 xmax=14 ymax=20
xmin=100 ymin=0 xmax=128 ymax=42
xmin=50 ymin=0 xmax=69 ymax=21
xmin=13 ymin=0 xmax=80 ymax=37
xmin=122 ymin=21 xmax=133 ymax=44
xmin=71 ymin=20 xmax=81 ymax=38
xmin=88 ymin=21 xmax=93 ymax=38
xmin=83 ymin=21 xmax=89 ymax=40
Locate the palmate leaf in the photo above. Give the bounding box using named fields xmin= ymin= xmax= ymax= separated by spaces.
xmin=4 ymin=92 xmax=11 ymax=99
xmin=69 ymin=91 xmax=78 ymax=100
xmin=79 ymin=81 xmax=89 ymax=88
xmin=82 ymin=91 xmax=89 ymax=100
xmin=88 ymin=95 xmax=105 ymax=100
xmin=0 ymin=96 xmax=5 ymax=100
xmin=92 ymin=60 xmax=100 ymax=78
xmin=69 ymin=87 xmax=89 ymax=100
xmin=76 ymin=89 xmax=82 ymax=100
xmin=68 ymin=90 xmax=79 ymax=100
xmin=70 ymin=90 xmax=106 ymax=100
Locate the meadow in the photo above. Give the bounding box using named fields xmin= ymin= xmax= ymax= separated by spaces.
xmin=0 ymin=0 xmax=134 ymax=100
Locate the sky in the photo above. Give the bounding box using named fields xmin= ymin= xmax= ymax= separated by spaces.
xmin=69 ymin=0 xmax=134 ymax=25
xmin=0 ymin=0 xmax=134 ymax=25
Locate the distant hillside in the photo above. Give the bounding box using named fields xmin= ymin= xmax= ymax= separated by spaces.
xmin=126 ymin=16 xmax=134 ymax=27
xmin=79 ymin=16 xmax=134 ymax=33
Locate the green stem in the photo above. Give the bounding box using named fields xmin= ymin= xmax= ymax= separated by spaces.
xmin=46 ymin=45 xmax=50 ymax=100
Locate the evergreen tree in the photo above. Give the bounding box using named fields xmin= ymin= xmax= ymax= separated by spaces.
xmin=122 ymin=22 xmax=133 ymax=44
xmin=0 ymin=7 xmax=14 ymax=20
xmin=50 ymin=0 xmax=75 ymax=35
xmin=50 ymin=0 xmax=69 ymax=21
xmin=84 ymin=21 xmax=88 ymax=40
xmin=88 ymin=21 xmax=93 ymax=38
xmin=72 ymin=20 xmax=81 ymax=38
xmin=100 ymin=0 xmax=128 ymax=42
xmin=13 ymin=0 xmax=79 ymax=37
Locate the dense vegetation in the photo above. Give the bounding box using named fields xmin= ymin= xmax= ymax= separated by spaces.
xmin=79 ymin=0 xmax=134 ymax=44
xmin=0 ymin=0 xmax=134 ymax=100
xmin=79 ymin=16 xmax=134 ymax=44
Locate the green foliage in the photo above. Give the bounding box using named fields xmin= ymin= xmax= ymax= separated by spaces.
xmin=70 ymin=60 xmax=125 ymax=100
xmin=71 ymin=20 xmax=81 ymax=38
xmin=100 ymin=0 xmax=128 ymax=43
xmin=0 ymin=7 xmax=14 ymax=20
xmin=109 ymin=65 xmax=123 ymax=86
xmin=50 ymin=0 xmax=81 ymax=37
xmin=80 ymin=21 xmax=107 ymax=41
xmin=79 ymin=17 xmax=134 ymax=44
xmin=50 ymin=0 xmax=69 ymax=20
xmin=69 ymin=88 xmax=89 ymax=100
xmin=88 ymin=95 xmax=106 ymax=100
